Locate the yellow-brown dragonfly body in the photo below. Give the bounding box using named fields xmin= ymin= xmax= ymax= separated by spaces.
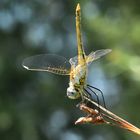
xmin=67 ymin=4 xmax=111 ymax=100
xmin=22 ymin=3 xmax=111 ymax=100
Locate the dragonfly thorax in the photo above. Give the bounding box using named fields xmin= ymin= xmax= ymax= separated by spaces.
xmin=67 ymin=65 xmax=87 ymax=99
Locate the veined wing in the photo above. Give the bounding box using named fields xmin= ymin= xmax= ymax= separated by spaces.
xmin=22 ymin=54 xmax=71 ymax=75
xmin=86 ymin=49 xmax=112 ymax=65
xmin=69 ymin=49 xmax=112 ymax=66
xmin=69 ymin=56 xmax=78 ymax=67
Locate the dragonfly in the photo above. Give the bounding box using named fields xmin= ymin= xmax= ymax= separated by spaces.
xmin=22 ymin=3 xmax=111 ymax=104
xmin=22 ymin=3 xmax=140 ymax=135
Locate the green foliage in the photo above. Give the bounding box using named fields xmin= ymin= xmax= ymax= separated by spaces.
xmin=0 ymin=0 xmax=140 ymax=140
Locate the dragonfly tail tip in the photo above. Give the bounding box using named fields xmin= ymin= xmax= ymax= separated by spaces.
xmin=76 ymin=3 xmax=80 ymax=12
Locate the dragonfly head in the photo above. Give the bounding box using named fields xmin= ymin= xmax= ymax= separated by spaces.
xmin=67 ymin=87 xmax=80 ymax=99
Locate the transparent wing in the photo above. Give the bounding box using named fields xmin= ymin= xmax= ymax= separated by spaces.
xmin=22 ymin=54 xmax=71 ymax=75
xmin=86 ymin=49 xmax=112 ymax=65
xmin=69 ymin=49 xmax=112 ymax=66
xmin=69 ymin=56 xmax=78 ymax=67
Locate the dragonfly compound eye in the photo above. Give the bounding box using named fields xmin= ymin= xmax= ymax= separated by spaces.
xmin=67 ymin=87 xmax=80 ymax=99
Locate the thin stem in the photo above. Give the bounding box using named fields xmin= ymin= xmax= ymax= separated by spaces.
xmin=83 ymin=96 xmax=140 ymax=135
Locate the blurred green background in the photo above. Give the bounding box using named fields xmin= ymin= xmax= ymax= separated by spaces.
xmin=0 ymin=0 xmax=140 ymax=140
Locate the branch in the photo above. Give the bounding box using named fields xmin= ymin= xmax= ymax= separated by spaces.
xmin=75 ymin=98 xmax=140 ymax=135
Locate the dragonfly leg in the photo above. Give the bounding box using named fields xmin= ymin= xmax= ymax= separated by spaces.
xmin=83 ymin=88 xmax=92 ymax=104
xmin=76 ymin=89 xmax=90 ymax=108
xmin=76 ymin=96 xmax=86 ymax=108
xmin=84 ymin=88 xmax=101 ymax=113
xmin=87 ymin=84 xmax=107 ymax=109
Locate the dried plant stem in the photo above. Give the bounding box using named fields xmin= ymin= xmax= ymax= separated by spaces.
xmin=76 ymin=96 xmax=140 ymax=135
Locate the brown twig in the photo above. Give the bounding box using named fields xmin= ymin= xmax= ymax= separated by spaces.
xmin=75 ymin=97 xmax=140 ymax=135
